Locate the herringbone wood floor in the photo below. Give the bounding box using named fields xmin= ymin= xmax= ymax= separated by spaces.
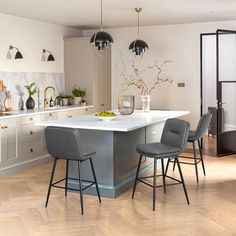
xmin=0 ymin=152 xmax=236 ymax=236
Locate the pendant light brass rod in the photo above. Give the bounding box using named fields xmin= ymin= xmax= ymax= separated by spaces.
xmin=100 ymin=0 xmax=103 ymax=31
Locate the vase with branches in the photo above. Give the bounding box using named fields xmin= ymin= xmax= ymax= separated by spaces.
xmin=117 ymin=55 xmax=173 ymax=112
xmin=24 ymin=82 xmax=37 ymax=109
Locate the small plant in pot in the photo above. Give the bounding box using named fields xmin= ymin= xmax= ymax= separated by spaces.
xmin=72 ymin=86 xmax=86 ymax=105
xmin=24 ymin=83 xmax=37 ymax=109
xmin=56 ymin=95 xmax=73 ymax=106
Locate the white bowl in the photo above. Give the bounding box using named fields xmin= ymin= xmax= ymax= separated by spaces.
xmin=96 ymin=116 xmax=117 ymax=121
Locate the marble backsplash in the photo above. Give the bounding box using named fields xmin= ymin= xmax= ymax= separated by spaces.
xmin=0 ymin=72 xmax=65 ymax=110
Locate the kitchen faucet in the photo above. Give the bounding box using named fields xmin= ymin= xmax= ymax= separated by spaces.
xmin=44 ymin=86 xmax=56 ymax=108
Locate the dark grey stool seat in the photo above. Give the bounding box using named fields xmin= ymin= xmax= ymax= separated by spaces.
xmin=169 ymin=113 xmax=212 ymax=183
xmin=137 ymin=143 xmax=182 ymax=159
xmin=132 ymin=118 xmax=190 ymax=211
xmin=44 ymin=126 xmax=101 ymax=215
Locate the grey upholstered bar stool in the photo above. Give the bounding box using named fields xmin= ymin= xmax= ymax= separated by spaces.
xmin=170 ymin=113 xmax=212 ymax=183
xmin=45 ymin=126 xmax=101 ymax=215
xmin=132 ymin=118 xmax=190 ymax=211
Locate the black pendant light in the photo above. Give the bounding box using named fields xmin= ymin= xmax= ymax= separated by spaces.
xmin=90 ymin=0 xmax=113 ymax=53
xmin=129 ymin=8 xmax=149 ymax=56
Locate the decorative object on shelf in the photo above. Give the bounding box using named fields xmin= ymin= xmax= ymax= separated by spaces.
xmin=24 ymin=83 xmax=37 ymax=110
xmin=117 ymin=54 xmax=173 ymax=112
xmin=118 ymin=95 xmax=135 ymax=115
xmin=81 ymin=99 xmax=87 ymax=106
xmin=8 ymin=45 xmax=23 ymax=59
xmin=90 ymin=0 xmax=113 ymax=55
xmin=42 ymin=49 xmax=55 ymax=61
xmin=129 ymin=8 xmax=149 ymax=57
xmin=56 ymin=95 xmax=73 ymax=106
xmin=72 ymin=86 xmax=86 ymax=105
xmin=4 ymin=91 xmax=13 ymax=111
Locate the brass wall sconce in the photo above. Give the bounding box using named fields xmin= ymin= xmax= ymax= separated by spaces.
xmin=8 ymin=45 xmax=23 ymax=59
xmin=42 ymin=49 xmax=55 ymax=61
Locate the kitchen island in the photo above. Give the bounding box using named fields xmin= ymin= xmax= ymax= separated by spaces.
xmin=36 ymin=110 xmax=189 ymax=198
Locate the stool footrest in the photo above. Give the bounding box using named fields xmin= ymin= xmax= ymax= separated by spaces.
xmin=137 ymin=174 xmax=183 ymax=189
xmin=51 ymin=177 xmax=96 ymax=192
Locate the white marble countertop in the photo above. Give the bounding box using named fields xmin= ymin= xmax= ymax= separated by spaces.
xmin=0 ymin=105 xmax=94 ymax=120
xmin=35 ymin=110 xmax=189 ymax=132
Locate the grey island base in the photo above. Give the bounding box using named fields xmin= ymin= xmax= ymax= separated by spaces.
xmin=36 ymin=110 xmax=189 ymax=198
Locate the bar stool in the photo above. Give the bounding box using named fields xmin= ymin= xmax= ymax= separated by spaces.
xmin=132 ymin=118 xmax=190 ymax=211
xmin=45 ymin=126 xmax=101 ymax=215
xmin=170 ymin=113 xmax=212 ymax=183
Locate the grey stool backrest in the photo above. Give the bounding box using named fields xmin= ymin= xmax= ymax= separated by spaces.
xmin=161 ymin=118 xmax=190 ymax=151
xmin=194 ymin=113 xmax=212 ymax=140
xmin=45 ymin=126 xmax=84 ymax=160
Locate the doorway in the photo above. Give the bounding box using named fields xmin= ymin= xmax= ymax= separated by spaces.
xmin=201 ymin=29 xmax=236 ymax=157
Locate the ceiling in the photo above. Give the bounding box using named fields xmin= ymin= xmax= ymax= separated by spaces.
xmin=0 ymin=0 xmax=236 ymax=30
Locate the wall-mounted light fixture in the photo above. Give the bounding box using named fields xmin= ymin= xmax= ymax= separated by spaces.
xmin=42 ymin=49 xmax=55 ymax=61
xmin=90 ymin=0 xmax=113 ymax=56
xmin=129 ymin=8 xmax=149 ymax=57
xmin=8 ymin=45 xmax=23 ymax=59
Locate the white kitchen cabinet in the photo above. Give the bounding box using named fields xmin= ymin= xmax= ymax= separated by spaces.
xmin=64 ymin=37 xmax=111 ymax=112
xmin=0 ymin=119 xmax=19 ymax=167
xmin=79 ymin=107 xmax=95 ymax=115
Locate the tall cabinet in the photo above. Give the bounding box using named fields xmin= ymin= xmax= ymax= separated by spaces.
xmin=64 ymin=37 xmax=111 ymax=112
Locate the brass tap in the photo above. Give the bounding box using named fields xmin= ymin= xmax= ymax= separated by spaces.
xmin=44 ymin=86 xmax=56 ymax=108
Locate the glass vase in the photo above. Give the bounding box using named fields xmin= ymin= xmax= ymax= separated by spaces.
xmin=118 ymin=95 xmax=135 ymax=115
xmin=141 ymin=95 xmax=151 ymax=112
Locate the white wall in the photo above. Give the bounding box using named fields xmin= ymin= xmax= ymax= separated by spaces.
xmin=84 ymin=20 xmax=236 ymax=128
xmin=0 ymin=13 xmax=82 ymax=73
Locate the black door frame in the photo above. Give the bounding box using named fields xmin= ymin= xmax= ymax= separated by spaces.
xmin=200 ymin=29 xmax=236 ymax=156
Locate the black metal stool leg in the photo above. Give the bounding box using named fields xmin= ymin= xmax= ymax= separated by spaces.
xmin=193 ymin=141 xmax=199 ymax=183
xmin=161 ymin=159 xmax=166 ymax=194
xmin=165 ymin=158 xmax=170 ymax=175
xmin=153 ymin=159 xmax=157 ymax=211
xmin=45 ymin=158 xmax=58 ymax=207
xmin=65 ymin=160 xmax=69 ymax=197
xmin=132 ymin=155 xmax=143 ymax=199
xmin=176 ymin=157 xmax=190 ymax=205
xmin=173 ymin=157 xmax=176 ymax=171
xmin=78 ymin=161 xmax=84 ymax=215
xmin=90 ymin=158 xmax=101 ymax=203
xmin=198 ymin=139 xmax=206 ymax=176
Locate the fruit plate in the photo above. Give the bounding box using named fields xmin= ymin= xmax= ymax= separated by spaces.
xmin=96 ymin=116 xmax=117 ymax=121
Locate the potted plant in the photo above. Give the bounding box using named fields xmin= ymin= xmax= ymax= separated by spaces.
xmin=24 ymin=82 xmax=37 ymax=109
xmin=72 ymin=86 xmax=86 ymax=105
xmin=81 ymin=99 xmax=87 ymax=106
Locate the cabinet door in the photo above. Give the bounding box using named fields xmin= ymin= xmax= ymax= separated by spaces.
xmin=94 ymin=81 xmax=111 ymax=112
xmin=57 ymin=110 xmax=78 ymax=119
xmin=0 ymin=120 xmax=18 ymax=166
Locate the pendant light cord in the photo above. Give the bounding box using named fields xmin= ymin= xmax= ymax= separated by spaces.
xmin=138 ymin=10 xmax=140 ymax=37
xmin=101 ymin=0 xmax=103 ymax=31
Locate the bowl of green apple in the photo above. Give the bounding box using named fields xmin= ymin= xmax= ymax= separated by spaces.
xmin=95 ymin=111 xmax=117 ymax=121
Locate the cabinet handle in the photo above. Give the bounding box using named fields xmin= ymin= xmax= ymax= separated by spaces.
xmin=85 ymin=108 xmax=88 ymax=111
xmin=1 ymin=126 xmax=4 ymax=129
xmin=30 ymin=148 xmax=33 ymax=153
xmin=30 ymin=131 xmax=33 ymax=135
xmin=100 ymin=104 xmax=105 ymax=107
xmin=67 ymin=115 xmax=72 ymax=118
xmin=49 ymin=113 xmax=53 ymax=117
xmin=4 ymin=126 xmax=8 ymax=129
xmin=29 ymin=118 xmax=34 ymax=121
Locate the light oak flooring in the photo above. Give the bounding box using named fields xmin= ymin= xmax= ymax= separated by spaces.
xmin=0 ymin=153 xmax=236 ymax=236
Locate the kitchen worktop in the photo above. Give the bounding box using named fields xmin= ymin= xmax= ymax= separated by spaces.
xmin=0 ymin=105 xmax=94 ymax=120
xmin=36 ymin=110 xmax=189 ymax=132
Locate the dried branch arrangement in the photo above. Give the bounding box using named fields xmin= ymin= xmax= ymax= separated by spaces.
xmin=117 ymin=54 xmax=173 ymax=95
